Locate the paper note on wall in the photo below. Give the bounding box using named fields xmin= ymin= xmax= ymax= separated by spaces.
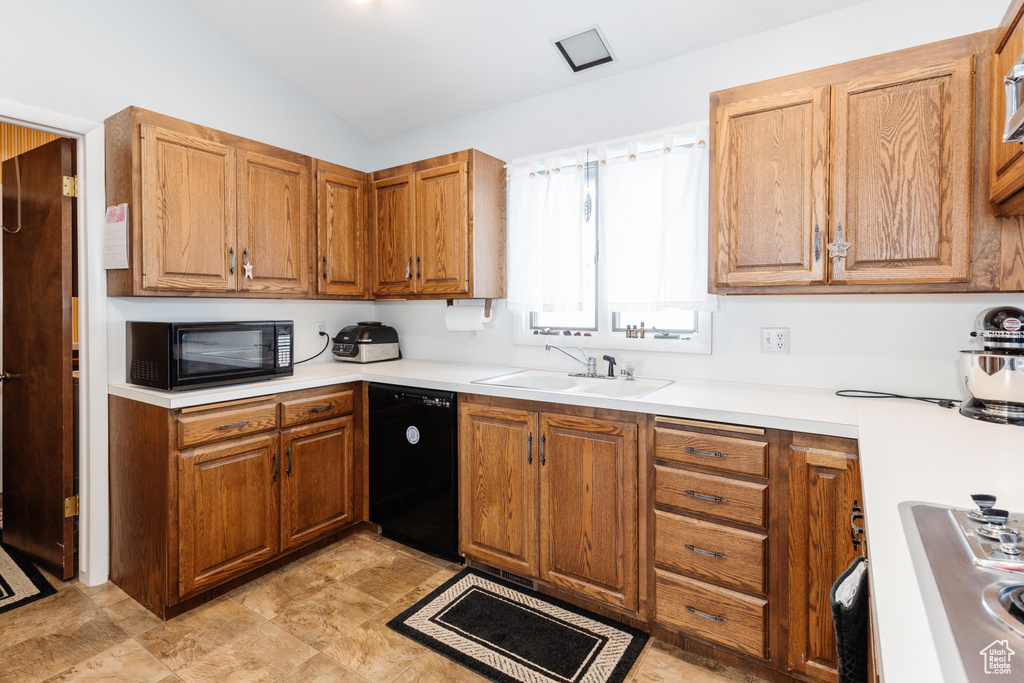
xmin=103 ymin=203 xmax=129 ymax=269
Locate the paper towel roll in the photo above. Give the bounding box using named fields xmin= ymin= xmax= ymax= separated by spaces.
xmin=445 ymin=304 xmax=493 ymax=331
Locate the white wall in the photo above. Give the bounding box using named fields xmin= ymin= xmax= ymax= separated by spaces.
xmin=370 ymin=0 xmax=1024 ymax=399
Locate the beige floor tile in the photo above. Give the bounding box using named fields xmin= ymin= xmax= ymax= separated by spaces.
xmin=174 ymin=622 xmax=317 ymax=683
xmin=343 ymin=552 xmax=444 ymax=605
xmin=104 ymin=596 xmax=165 ymax=637
xmin=0 ymin=610 xmax=129 ymax=683
xmin=304 ymin=533 xmax=399 ymax=581
xmin=77 ymin=580 xmax=132 ymax=608
xmin=0 ymin=587 xmax=106 ymax=652
xmin=322 ymin=621 xmax=427 ymax=682
xmin=233 ymin=563 xmax=334 ymax=620
xmin=374 ymin=567 xmax=458 ymax=624
xmin=276 ymin=653 xmax=368 ymax=683
xmin=271 ymin=581 xmax=388 ymax=650
xmin=623 ymin=640 xmax=653 ymax=682
xmin=632 ymin=641 xmax=754 ymax=683
xmin=135 ymin=598 xmax=264 ymax=671
xmin=394 ymin=652 xmax=489 ymax=683
xmin=44 ymin=638 xmax=173 ymax=682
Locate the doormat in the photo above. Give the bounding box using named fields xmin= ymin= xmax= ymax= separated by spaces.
xmin=387 ymin=568 xmax=649 ymax=683
xmin=0 ymin=530 xmax=56 ymax=615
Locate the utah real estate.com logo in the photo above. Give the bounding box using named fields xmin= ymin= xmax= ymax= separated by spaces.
xmin=980 ymin=640 xmax=1015 ymax=675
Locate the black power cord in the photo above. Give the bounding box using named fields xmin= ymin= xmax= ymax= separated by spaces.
xmin=835 ymin=389 xmax=961 ymax=409
xmin=294 ymin=331 xmax=331 ymax=365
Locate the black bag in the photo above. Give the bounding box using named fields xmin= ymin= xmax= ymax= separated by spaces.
xmin=830 ymin=556 xmax=869 ymax=683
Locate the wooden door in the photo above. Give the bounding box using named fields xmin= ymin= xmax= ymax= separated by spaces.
xmin=140 ymin=125 xmax=236 ymax=291
xmin=280 ymin=416 xmax=354 ymax=551
xmin=830 ymin=57 xmax=974 ymax=284
xmin=237 ymin=150 xmax=311 ymax=295
xmin=1 ymin=138 xmax=76 ymax=578
xmin=316 ymin=164 xmax=369 ymax=298
xmin=788 ymin=433 xmax=865 ymax=682
xmin=459 ymin=403 xmax=539 ymax=577
xmin=538 ymin=413 xmax=638 ymax=613
xmin=371 ymin=174 xmax=415 ymax=296
xmin=178 ymin=434 xmax=279 ymax=597
xmin=714 ymin=87 xmax=829 ymax=287
xmin=415 ymin=163 xmax=469 ymax=295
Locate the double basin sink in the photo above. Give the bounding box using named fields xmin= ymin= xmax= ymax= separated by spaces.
xmin=472 ymin=369 xmax=672 ymax=399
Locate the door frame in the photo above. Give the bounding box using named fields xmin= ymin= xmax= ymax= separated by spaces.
xmin=0 ymin=98 xmax=108 ymax=586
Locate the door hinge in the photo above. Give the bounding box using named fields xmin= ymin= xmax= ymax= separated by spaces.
xmin=64 ymin=494 xmax=80 ymax=518
xmin=62 ymin=175 xmax=78 ymax=197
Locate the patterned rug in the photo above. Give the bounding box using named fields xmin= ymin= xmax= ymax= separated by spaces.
xmin=388 ymin=568 xmax=648 ymax=683
xmin=0 ymin=529 xmax=56 ymax=614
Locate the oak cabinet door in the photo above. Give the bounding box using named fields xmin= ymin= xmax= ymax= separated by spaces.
xmin=415 ymin=162 xmax=469 ymax=295
xmin=372 ymin=174 xmax=416 ymax=296
xmin=714 ymin=87 xmax=829 ymax=287
xmin=280 ymin=416 xmax=355 ymax=551
xmin=787 ymin=434 xmax=865 ymax=682
xmin=316 ymin=167 xmax=369 ymax=298
xmin=237 ymin=150 xmax=311 ymax=295
xmin=538 ymin=413 xmax=638 ymax=613
xmin=459 ymin=403 xmax=539 ymax=577
xmin=830 ymin=57 xmax=974 ymax=284
xmin=140 ymin=125 xmax=236 ymax=292
xmin=177 ymin=435 xmax=279 ymax=597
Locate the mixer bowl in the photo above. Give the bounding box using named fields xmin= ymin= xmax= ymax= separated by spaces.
xmin=960 ymin=350 xmax=1024 ymax=404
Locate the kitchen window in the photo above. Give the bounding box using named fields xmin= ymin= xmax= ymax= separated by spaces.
xmin=508 ymin=125 xmax=716 ymax=353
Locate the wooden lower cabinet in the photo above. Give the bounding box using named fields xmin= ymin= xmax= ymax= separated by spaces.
xmin=109 ymin=383 xmax=361 ymax=619
xmin=280 ymin=416 xmax=355 ymax=551
xmin=177 ymin=434 xmax=279 ymax=597
xmin=459 ymin=397 xmax=640 ymax=616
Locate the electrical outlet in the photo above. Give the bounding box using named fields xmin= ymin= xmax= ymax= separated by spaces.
xmin=760 ymin=327 xmax=790 ymax=354
xmin=317 ymin=321 xmax=326 ymax=334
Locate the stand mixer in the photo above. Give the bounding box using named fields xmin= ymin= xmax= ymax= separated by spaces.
xmin=959 ymin=306 xmax=1024 ymax=426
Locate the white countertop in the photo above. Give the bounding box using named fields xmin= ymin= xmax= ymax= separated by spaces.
xmin=108 ymin=358 xmax=1020 ymax=681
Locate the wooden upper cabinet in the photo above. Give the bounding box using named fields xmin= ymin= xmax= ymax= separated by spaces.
xmin=372 ymin=150 xmax=506 ymax=300
xmin=991 ymin=0 xmax=1024 ymax=213
xmin=237 ymin=150 xmax=311 ymax=295
xmin=371 ymin=174 xmax=416 ymax=297
xmin=415 ymin=162 xmax=469 ymax=295
xmin=140 ymin=125 xmax=236 ymax=292
xmin=459 ymin=403 xmax=539 ymax=578
xmin=539 ymin=414 xmax=638 ymax=613
xmin=830 ymin=57 xmax=974 ymax=284
xmin=279 ymin=416 xmax=355 ymax=551
xmin=177 ymin=434 xmax=279 ymax=597
xmin=316 ymin=162 xmax=370 ymax=298
xmin=787 ymin=433 xmax=865 ymax=682
xmin=714 ymin=87 xmax=829 ymax=287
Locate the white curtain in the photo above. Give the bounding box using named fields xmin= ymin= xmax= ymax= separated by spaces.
xmin=506 ymin=158 xmax=588 ymax=312
xmin=600 ymin=135 xmax=716 ymax=312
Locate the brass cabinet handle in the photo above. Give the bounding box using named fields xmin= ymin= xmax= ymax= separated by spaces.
xmin=684 ymin=544 xmax=727 ymax=560
xmin=686 ymin=606 xmax=727 ymax=623
xmin=308 ymin=404 xmax=333 ymax=413
xmin=684 ymin=447 xmax=727 ymax=459
xmin=527 ymin=433 xmax=533 ymax=464
xmin=685 ymin=490 xmax=727 ymax=503
xmin=216 ymin=420 xmax=250 ymax=430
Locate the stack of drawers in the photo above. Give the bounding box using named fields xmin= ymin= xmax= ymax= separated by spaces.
xmin=652 ymin=417 xmax=770 ymax=660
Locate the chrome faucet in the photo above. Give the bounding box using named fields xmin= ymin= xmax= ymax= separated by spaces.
xmin=545 ymin=344 xmax=598 ymax=377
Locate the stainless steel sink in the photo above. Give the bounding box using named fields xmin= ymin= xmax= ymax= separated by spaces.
xmin=472 ymin=369 xmax=672 ymax=399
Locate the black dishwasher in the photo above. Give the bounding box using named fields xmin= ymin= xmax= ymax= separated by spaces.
xmin=368 ymin=383 xmax=460 ymax=562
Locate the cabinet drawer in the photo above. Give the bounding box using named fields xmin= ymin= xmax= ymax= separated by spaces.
xmin=655 ymin=465 xmax=767 ymax=528
xmin=280 ymin=390 xmax=354 ymax=427
xmin=655 ymin=569 xmax=767 ymax=659
xmin=655 ymin=510 xmax=767 ymax=594
xmin=655 ymin=427 xmax=767 ymax=478
xmin=177 ymin=401 xmax=278 ymax=448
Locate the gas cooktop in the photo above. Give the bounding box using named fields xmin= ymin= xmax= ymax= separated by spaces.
xmin=902 ymin=497 xmax=1024 ymax=682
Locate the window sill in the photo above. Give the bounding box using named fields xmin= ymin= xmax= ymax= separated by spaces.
xmin=511 ymin=312 xmax=712 ymax=355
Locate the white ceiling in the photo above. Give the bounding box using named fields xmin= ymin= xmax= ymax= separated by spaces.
xmin=178 ymin=0 xmax=870 ymax=141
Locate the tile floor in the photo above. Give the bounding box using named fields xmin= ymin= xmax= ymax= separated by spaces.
xmin=0 ymin=531 xmax=763 ymax=682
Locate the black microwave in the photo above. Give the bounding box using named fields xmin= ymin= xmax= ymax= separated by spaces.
xmin=126 ymin=321 xmax=294 ymax=391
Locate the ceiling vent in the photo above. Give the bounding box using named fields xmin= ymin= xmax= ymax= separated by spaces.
xmin=553 ymin=27 xmax=614 ymax=73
